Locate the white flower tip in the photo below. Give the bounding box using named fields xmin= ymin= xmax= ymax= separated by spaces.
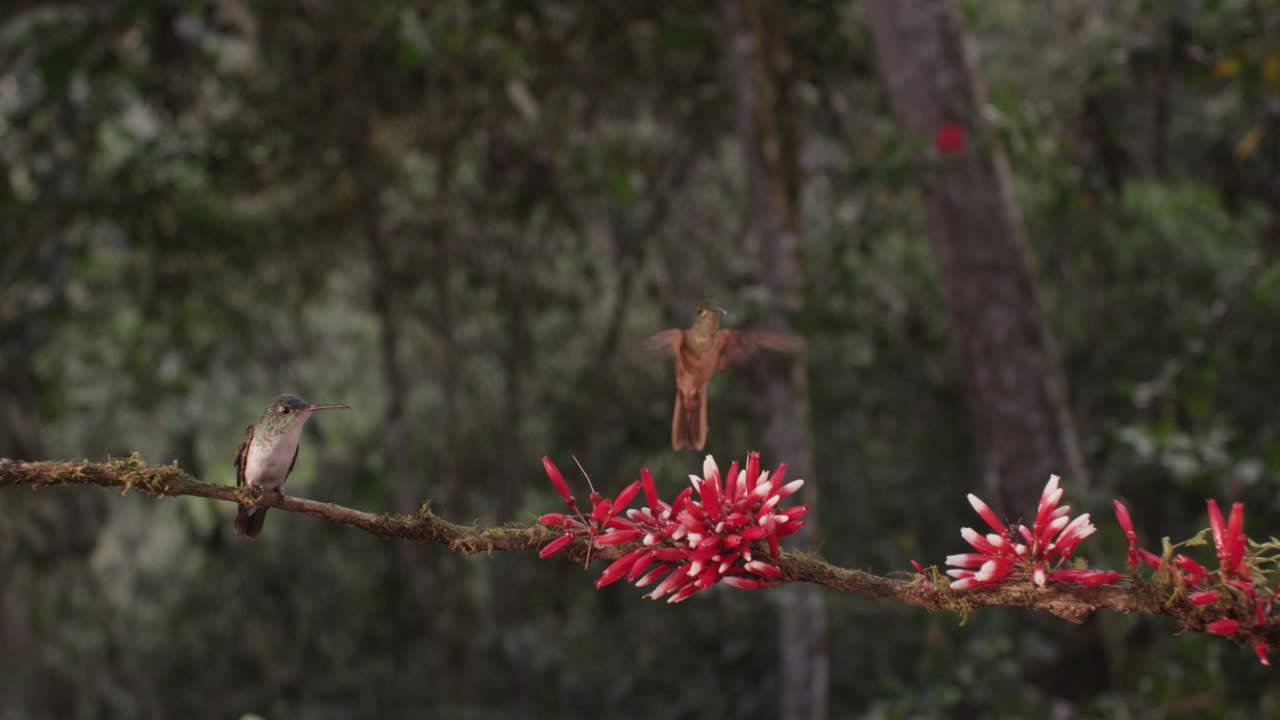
xmin=951 ymin=578 xmax=977 ymax=591
xmin=688 ymin=561 xmax=702 ymax=577
xmin=779 ymin=479 xmax=805 ymax=497
xmin=703 ymin=454 xmax=719 ymax=479
xmin=966 ymin=493 xmax=987 ymax=511
xmin=1049 ymin=488 xmax=1064 ymax=506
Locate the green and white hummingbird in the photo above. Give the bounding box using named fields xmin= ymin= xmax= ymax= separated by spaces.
xmin=233 ymin=394 xmax=349 ymax=538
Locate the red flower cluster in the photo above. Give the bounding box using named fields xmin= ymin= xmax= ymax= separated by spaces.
xmin=934 ymin=122 xmax=966 ymax=155
xmin=1114 ymin=498 xmax=1276 ymax=665
xmin=538 ymin=453 xmax=807 ymax=603
xmin=944 ymin=475 xmax=1119 ymax=591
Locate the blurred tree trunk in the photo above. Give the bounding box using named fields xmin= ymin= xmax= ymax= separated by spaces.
xmin=498 ymin=234 xmax=529 ymax=520
xmin=866 ymin=0 xmax=1087 ymax=512
xmin=431 ymin=154 xmax=469 ymax=703
xmin=369 ymin=230 xmax=415 ymax=518
xmin=720 ymin=2 xmax=827 ymax=719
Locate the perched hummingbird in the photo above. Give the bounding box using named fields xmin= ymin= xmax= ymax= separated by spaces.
xmin=645 ymin=306 xmax=804 ymax=451
xmin=233 ymin=394 xmax=349 ymax=538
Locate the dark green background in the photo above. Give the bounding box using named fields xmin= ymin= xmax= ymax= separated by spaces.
xmin=3 ymin=1 xmax=1279 ymax=717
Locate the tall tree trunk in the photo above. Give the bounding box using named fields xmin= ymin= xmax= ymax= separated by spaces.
xmin=369 ymin=229 xmax=417 ymax=520
xmin=866 ymin=0 xmax=1086 ymax=512
xmin=721 ymin=2 xmax=827 ymax=719
xmin=431 ymin=158 xmax=471 ymax=703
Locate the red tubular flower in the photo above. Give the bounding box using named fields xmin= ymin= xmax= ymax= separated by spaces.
xmin=910 ymin=560 xmax=934 ymax=592
xmin=542 ymin=457 xmax=573 ymax=505
xmin=1188 ymin=590 xmax=1220 ymax=607
xmin=641 ymin=468 xmax=660 ymax=512
xmin=1122 ymin=497 xmax=1274 ymax=665
xmin=722 ymin=576 xmax=776 ymax=590
xmin=1207 ymin=499 xmax=1226 ymax=565
xmin=1113 ymin=500 xmax=1140 ymax=570
xmin=1206 ymin=618 xmax=1240 ymax=636
xmin=944 ymin=475 xmax=1116 ymax=591
xmin=539 ymin=533 xmax=574 ymax=559
xmin=1048 ymin=569 xmax=1121 ymax=587
xmin=538 ymin=453 xmax=805 ymax=603
xmin=1174 ymin=555 xmax=1210 ymax=584
xmin=634 ymin=566 xmax=670 ymax=588
xmin=1224 ymin=502 xmax=1246 ymax=578
xmin=613 ymin=481 xmax=641 ymax=514
xmin=596 ymin=548 xmax=648 ymax=589
xmin=595 ymin=529 xmax=643 ymax=545
xmin=1138 ymin=549 xmax=1164 ymax=570
xmin=968 ymin=494 xmax=1006 ymax=535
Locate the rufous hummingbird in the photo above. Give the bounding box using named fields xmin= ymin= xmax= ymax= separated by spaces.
xmin=645 ymin=306 xmax=804 ymax=451
xmin=233 ymin=394 xmax=349 ymax=538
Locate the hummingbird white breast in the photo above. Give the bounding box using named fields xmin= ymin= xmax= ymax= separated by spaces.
xmin=244 ymin=420 xmax=308 ymax=490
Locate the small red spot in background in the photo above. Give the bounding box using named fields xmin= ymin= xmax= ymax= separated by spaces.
xmin=934 ymin=123 xmax=966 ymax=155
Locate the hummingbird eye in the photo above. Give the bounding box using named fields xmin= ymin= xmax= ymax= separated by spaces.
xmin=279 ymin=405 xmax=291 ymax=415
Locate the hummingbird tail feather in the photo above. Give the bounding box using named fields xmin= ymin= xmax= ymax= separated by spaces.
xmin=671 ymin=390 xmax=707 ymax=451
xmin=695 ymin=389 xmax=707 ymax=450
xmin=235 ymin=505 xmax=268 ymax=538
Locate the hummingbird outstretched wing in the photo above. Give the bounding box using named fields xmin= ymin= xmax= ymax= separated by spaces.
xmin=640 ymin=329 xmax=683 ymax=357
xmin=234 ymin=424 xmax=253 ymax=488
xmin=716 ymin=330 xmax=806 ymax=371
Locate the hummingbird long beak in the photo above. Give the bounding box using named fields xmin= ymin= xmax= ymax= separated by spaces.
xmin=304 ymin=403 xmax=350 ymax=412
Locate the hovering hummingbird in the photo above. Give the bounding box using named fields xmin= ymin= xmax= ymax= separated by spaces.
xmin=645 ymin=306 xmax=804 ymax=451
xmin=233 ymin=394 xmax=349 ymax=538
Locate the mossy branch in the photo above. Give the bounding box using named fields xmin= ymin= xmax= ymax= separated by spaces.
xmin=0 ymin=455 xmax=1215 ymax=631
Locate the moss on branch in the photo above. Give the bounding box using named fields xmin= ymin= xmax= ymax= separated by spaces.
xmin=0 ymin=455 xmax=1239 ymax=637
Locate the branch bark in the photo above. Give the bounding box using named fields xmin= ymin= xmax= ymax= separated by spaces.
xmin=1 ymin=456 xmax=1189 ymax=628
